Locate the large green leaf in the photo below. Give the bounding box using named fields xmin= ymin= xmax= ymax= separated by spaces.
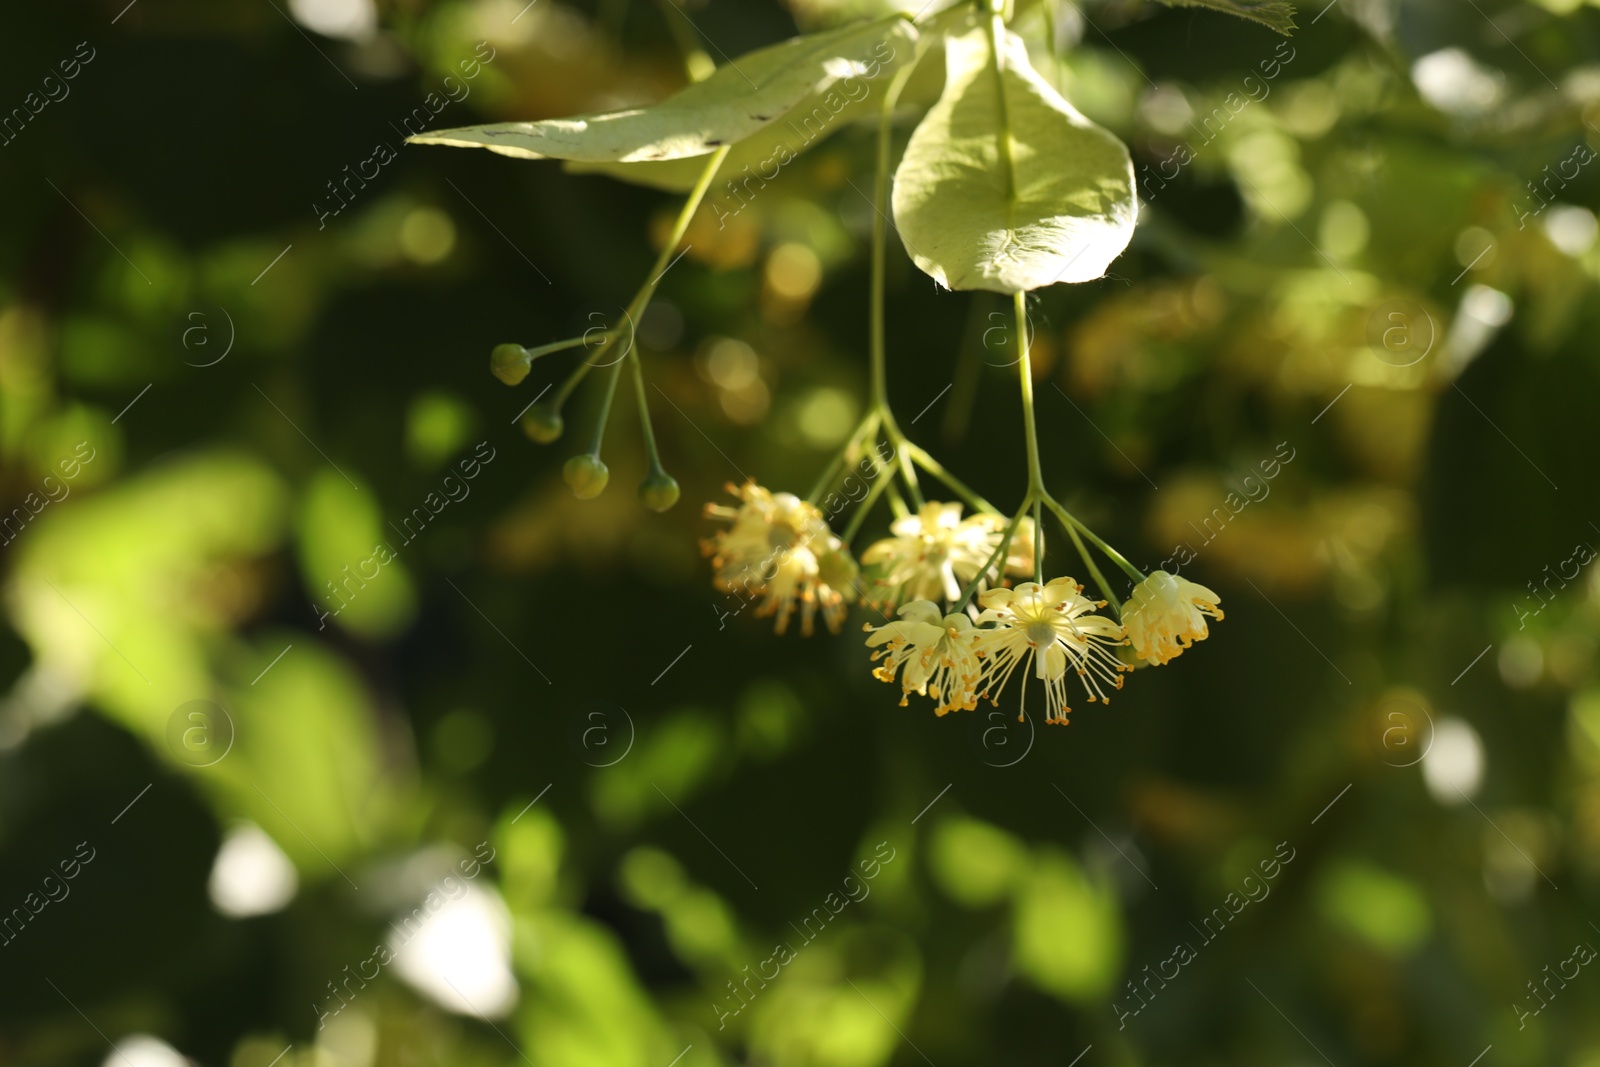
xmin=1153 ymin=0 xmax=1297 ymax=35
xmin=408 ymin=16 xmax=916 ymax=165
xmin=890 ymin=24 xmax=1136 ymax=292
xmin=563 ymin=74 xmax=885 ymax=193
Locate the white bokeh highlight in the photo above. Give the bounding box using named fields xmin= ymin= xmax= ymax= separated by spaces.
xmin=1411 ymin=49 xmax=1504 ymax=117
xmin=1543 ymin=204 xmax=1599 ymax=256
xmin=208 ymin=822 xmax=299 ymax=918
xmin=101 ymin=1035 xmax=186 ymax=1067
xmin=289 ymin=0 xmax=377 ymax=41
xmin=389 ymin=883 xmax=518 ymax=1018
xmin=1423 ymin=717 xmax=1485 ymax=805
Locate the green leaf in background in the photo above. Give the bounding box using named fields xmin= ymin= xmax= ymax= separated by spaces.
xmin=1152 ymin=0 xmax=1298 ymax=36
xmin=499 ymin=809 xmax=681 ymax=1067
xmin=211 ymin=639 xmax=397 ymax=873
xmin=5 ymin=452 xmax=404 ymax=878
xmin=891 ymin=24 xmax=1136 ymax=292
xmin=1011 ymin=849 xmax=1122 ymax=1002
xmin=516 ymin=911 xmax=681 ymax=1065
xmin=617 ymin=846 xmax=744 ymax=971
xmin=589 ymin=707 xmax=726 ymax=827
xmin=7 ymin=451 xmax=287 ymax=718
xmin=747 ymin=928 xmax=922 ymax=1067
xmin=409 ymin=16 xmax=916 ymax=166
xmin=928 ymin=815 xmax=1028 ymax=906
xmin=1314 ymin=859 xmax=1432 ymax=957
xmin=296 ymin=469 xmax=417 ymax=639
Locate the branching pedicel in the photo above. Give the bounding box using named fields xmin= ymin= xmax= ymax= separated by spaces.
xmin=410 ymin=0 xmax=1293 ymax=724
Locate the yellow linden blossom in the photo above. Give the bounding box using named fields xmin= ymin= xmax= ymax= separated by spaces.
xmin=864 ymin=600 xmax=982 ymax=715
xmin=973 ymin=577 xmax=1130 ymax=725
xmin=702 ymin=482 xmax=855 ymax=636
xmin=861 ymin=501 xmax=1035 ymax=609
xmin=1123 ymin=571 xmax=1224 ymax=665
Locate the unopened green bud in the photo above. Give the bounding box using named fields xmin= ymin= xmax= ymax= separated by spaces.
xmin=491 ymin=344 xmax=532 ymax=386
xmin=563 ymin=454 xmax=610 ymax=499
xmin=521 ymin=403 xmax=564 ymax=444
xmin=638 ymin=472 xmax=681 ymax=512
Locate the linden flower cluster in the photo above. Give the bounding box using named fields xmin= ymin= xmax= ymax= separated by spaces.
xmin=861 ymin=501 xmax=1033 ymax=608
xmin=702 ymin=483 xmax=1033 ymax=637
xmin=702 ymin=482 xmax=857 ymax=637
xmin=1121 ymin=570 xmax=1225 ymax=666
xmin=704 ymin=474 xmax=1225 ymax=726
xmin=867 ymin=571 xmax=1224 ymax=724
xmin=430 ymin=0 xmax=1253 ymax=734
xmin=868 ymin=578 xmax=1128 ymax=724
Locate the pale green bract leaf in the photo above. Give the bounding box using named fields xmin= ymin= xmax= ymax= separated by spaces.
xmin=1153 ymin=0 xmax=1297 ymax=35
xmin=564 ymin=74 xmax=883 ymax=193
xmin=408 ymin=16 xmax=915 ymax=165
xmin=891 ymin=26 xmax=1136 ymax=292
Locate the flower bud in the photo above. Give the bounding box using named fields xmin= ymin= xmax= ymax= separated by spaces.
xmin=563 ymin=454 xmax=610 ymax=499
xmin=638 ymin=472 xmax=681 ymax=512
xmin=490 ymin=344 xmax=532 ymax=386
xmin=521 ymin=403 xmax=564 ymax=444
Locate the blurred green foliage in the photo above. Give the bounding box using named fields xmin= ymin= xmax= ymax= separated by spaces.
xmin=3 ymin=1 xmax=1600 ymax=1066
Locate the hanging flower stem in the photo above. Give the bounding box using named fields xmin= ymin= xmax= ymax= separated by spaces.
xmin=1014 ymin=291 xmax=1045 ymax=500
xmin=1011 ymin=288 xmax=1144 ymax=611
xmin=1033 ymin=498 xmax=1044 ymax=583
xmin=550 ymin=356 xmax=594 ymax=411
xmin=584 ymin=360 xmax=625 ymax=457
xmin=843 ymin=458 xmax=899 ymax=542
xmin=807 ymin=410 xmax=882 ymax=504
xmin=954 ymin=290 xmax=1048 ymax=608
xmin=628 ymin=350 xmax=665 ymax=476
xmin=560 ymin=144 xmax=731 ymax=431
xmin=1049 ymin=501 xmax=1146 ymax=584
xmin=867 ymin=62 xmax=925 ymax=509
xmin=906 ymin=443 xmax=998 ymax=514
xmin=529 ymin=333 xmax=616 ymax=362
xmin=1044 ymin=496 xmax=1123 ymax=613
xmin=806 ymin=60 xmax=927 ymax=520
xmin=886 ymin=483 xmax=911 ymax=520
xmin=1017 ymin=290 xmax=1051 ymax=583
xmin=955 ymin=499 xmax=1031 ymax=607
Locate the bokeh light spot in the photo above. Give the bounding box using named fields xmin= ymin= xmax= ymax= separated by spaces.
xmin=399 ymin=207 xmax=457 ymax=265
